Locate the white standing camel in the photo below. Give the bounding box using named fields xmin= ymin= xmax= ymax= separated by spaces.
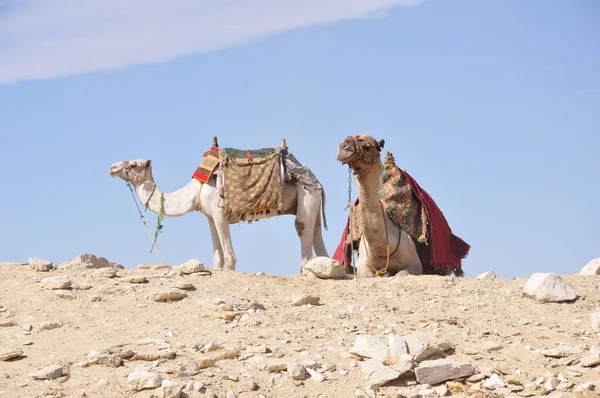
xmin=109 ymin=154 xmax=329 ymax=271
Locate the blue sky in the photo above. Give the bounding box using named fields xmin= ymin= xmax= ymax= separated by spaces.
xmin=0 ymin=0 xmax=598 ymax=278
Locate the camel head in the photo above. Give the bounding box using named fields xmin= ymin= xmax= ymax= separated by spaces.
xmin=337 ymin=135 xmax=385 ymax=174
xmin=108 ymin=159 xmax=153 ymax=184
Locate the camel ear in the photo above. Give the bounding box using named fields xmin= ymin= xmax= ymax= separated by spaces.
xmin=378 ymin=139 xmax=385 ymax=150
xmin=145 ymin=160 xmax=152 ymax=168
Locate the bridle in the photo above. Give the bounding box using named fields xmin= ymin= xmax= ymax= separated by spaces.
xmin=122 ymin=160 xmax=157 ymax=210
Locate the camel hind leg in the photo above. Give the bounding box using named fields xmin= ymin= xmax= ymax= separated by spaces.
xmin=294 ymin=186 xmax=319 ymax=265
xmin=312 ymin=201 xmax=329 ymax=257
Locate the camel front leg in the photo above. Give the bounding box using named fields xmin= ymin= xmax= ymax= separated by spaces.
xmin=213 ymin=211 xmax=237 ymax=271
xmin=207 ymin=217 xmax=224 ymax=269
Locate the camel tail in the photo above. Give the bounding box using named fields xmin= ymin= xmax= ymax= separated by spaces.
xmin=321 ymin=188 xmax=328 ymax=231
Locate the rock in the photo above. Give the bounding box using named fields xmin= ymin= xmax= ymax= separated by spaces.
xmin=291 ymin=295 xmax=321 ymax=306
xmin=301 ymin=257 xmax=347 ymax=279
xmin=580 ymin=351 xmax=600 ymax=367
xmin=387 ymin=334 xmax=409 ymax=364
xmin=403 ymin=332 xmax=454 ymax=363
xmin=161 ymin=379 xmax=182 ymax=398
xmin=545 ymin=377 xmax=559 ymax=392
xmin=41 ymin=276 xmax=71 ymax=290
xmin=414 ymin=359 xmax=476 ymax=385
xmin=541 ymin=346 xmax=581 ymax=358
xmin=127 ymin=276 xmax=149 ymax=284
xmin=28 ymin=257 xmax=53 ymax=272
xmin=127 ymin=365 xmax=163 ymax=391
xmin=360 ymin=359 xmax=401 ymax=386
xmin=388 ymin=354 xmax=414 ymax=374
xmin=580 ymin=259 xmax=600 ymax=275
xmin=522 ymin=273 xmax=576 ymax=302
xmin=0 ymin=349 xmax=23 ymax=361
xmin=152 ymin=290 xmax=188 ymax=303
xmin=482 ymin=374 xmax=505 ymax=389
xmin=39 ymin=321 xmax=63 ymax=331
xmin=175 ymin=282 xmax=195 ymax=290
xmin=288 ymin=362 xmax=306 ymax=380
xmin=73 ymin=253 xmax=124 ymax=269
xmin=178 ymin=361 xmax=201 ymax=377
xmin=267 ymin=359 xmax=289 ymax=372
xmin=350 ymin=335 xmax=388 ymax=361
xmin=71 ymin=282 xmax=92 ymax=290
xmin=173 ymin=259 xmax=205 ymax=275
xmin=88 ymin=350 xmax=123 ymax=367
xmin=306 ymin=368 xmax=326 ymax=382
xmin=133 ymin=351 xmax=176 ymax=361
xmin=226 ymin=391 xmax=236 ymax=398
xmin=196 ymin=358 xmax=216 ymax=369
xmin=476 ymin=271 xmax=496 ymax=280
xmin=591 ymin=312 xmax=600 ymax=333
xmin=29 ymin=364 xmax=68 ymax=380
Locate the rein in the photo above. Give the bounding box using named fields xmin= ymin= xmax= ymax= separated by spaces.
xmin=124 ymin=179 xmax=165 ymax=264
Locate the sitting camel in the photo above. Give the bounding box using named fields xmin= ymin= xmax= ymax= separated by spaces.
xmin=336 ymin=135 xmax=423 ymax=277
xmin=109 ymin=145 xmax=328 ymax=271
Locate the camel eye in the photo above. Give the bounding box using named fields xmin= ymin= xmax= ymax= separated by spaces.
xmin=364 ymin=145 xmax=372 ymax=150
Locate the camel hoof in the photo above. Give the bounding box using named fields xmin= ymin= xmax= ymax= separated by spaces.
xmin=394 ymin=270 xmax=410 ymax=278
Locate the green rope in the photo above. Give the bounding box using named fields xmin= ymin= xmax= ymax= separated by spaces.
xmin=150 ymin=192 xmax=165 ymax=253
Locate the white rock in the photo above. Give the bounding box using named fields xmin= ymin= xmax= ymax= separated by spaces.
xmin=414 ymin=359 xmax=476 ymax=385
xmin=288 ymin=362 xmax=306 ymax=380
xmin=41 ymin=277 xmax=71 ymax=290
xmin=580 ymin=351 xmax=600 ymax=367
xmin=591 ymin=312 xmax=600 ymax=333
xmin=72 ymin=253 xmax=124 ymax=269
xmin=403 ymin=332 xmax=454 ymax=363
xmin=545 ymin=377 xmax=559 ymax=392
xmin=580 ymin=258 xmax=600 ymax=275
xmin=476 ymin=271 xmax=496 ymax=280
xmin=360 ymin=359 xmax=401 ymax=386
xmin=388 ymin=354 xmax=414 ymax=374
xmin=301 ymin=257 xmax=347 ymax=279
xmin=306 ymin=368 xmax=326 ymax=382
xmin=291 ymin=295 xmax=320 ymax=306
xmin=161 ymin=379 xmax=181 ymax=398
xmin=267 ymin=359 xmax=289 ymax=372
xmin=28 ymin=257 xmax=53 ymax=272
xmin=173 ymin=259 xmax=205 ymax=275
xmin=0 ymin=349 xmax=23 ymax=361
xmin=541 ymin=346 xmax=580 ymax=358
xmin=522 ymin=273 xmax=576 ymax=302
xmin=127 ymin=365 xmax=163 ymax=391
xmin=29 ymin=364 xmax=67 ymax=380
xmin=350 ymin=335 xmax=388 ymax=361
xmin=39 ymin=320 xmax=63 ymax=331
xmin=152 ymin=290 xmax=188 ymax=303
xmin=178 ymin=361 xmax=200 ymax=377
xmin=483 ymin=374 xmax=506 ymax=389
xmin=387 ymin=334 xmax=409 ymax=364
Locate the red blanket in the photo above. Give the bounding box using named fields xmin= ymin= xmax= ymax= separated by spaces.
xmin=332 ymin=170 xmax=470 ymax=276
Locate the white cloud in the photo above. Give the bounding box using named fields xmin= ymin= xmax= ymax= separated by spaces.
xmin=0 ymin=0 xmax=422 ymax=85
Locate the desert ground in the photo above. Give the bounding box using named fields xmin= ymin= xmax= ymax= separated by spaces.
xmin=0 ymin=255 xmax=599 ymax=398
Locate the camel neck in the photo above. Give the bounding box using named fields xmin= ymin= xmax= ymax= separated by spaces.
xmin=135 ymin=179 xmax=201 ymax=217
xmin=355 ymin=162 xmax=389 ymax=255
